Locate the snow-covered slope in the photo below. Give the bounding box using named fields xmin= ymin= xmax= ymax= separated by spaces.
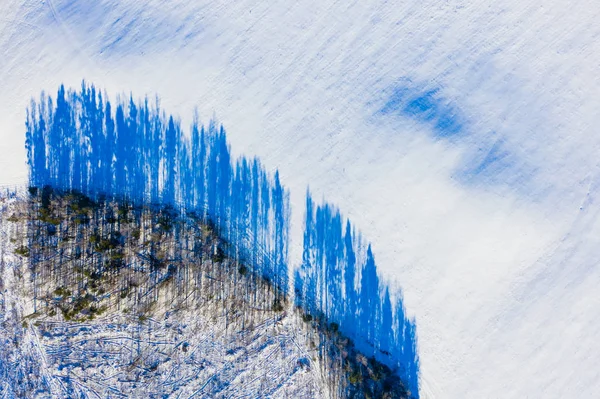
xmin=1 ymin=297 xmax=322 ymax=398
xmin=1 ymin=1 xmax=599 ymax=397
xmin=0 ymin=191 xmax=326 ymax=398
xmin=1 ymin=189 xmax=412 ymax=398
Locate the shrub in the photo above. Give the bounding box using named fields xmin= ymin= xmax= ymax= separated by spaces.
xmin=272 ymin=298 xmax=284 ymax=312
xmin=348 ymin=369 xmax=362 ymax=384
xmin=131 ymin=228 xmax=141 ymax=240
xmin=14 ymin=246 xmax=30 ymax=257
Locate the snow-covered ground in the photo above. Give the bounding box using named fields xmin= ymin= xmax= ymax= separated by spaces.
xmin=1 ymin=1 xmax=600 ymax=397
xmin=0 ymin=193 xmax=327 ymax=398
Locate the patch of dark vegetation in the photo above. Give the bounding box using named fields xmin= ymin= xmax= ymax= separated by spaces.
xmin=14 ymin=245 xmax=30 ymax=257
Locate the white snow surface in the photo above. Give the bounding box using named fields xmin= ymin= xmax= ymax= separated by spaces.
xmin=1 ymin=1 xmax=600 ymax=398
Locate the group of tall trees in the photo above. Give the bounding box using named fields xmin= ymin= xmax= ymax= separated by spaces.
xmin=295 ymin=193 xmax=420 ymax=397
xmin=24 ymin=82 xmax=419 ymax=397
xmin=25 ymin=82 xmax=289 ymax=292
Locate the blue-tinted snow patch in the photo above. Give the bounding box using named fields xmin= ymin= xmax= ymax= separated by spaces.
xmin=377 ymin=81 xmax=538 ymax=192
xmin=456 ymin=135 xmax=534 ymax=187
xmin=43 ymin=0 xmax=205 ymax=56
xmin=380 ymin=85 xmax=463 ymax=138
xmin=468 ymin=138 xmax=512 ymax=177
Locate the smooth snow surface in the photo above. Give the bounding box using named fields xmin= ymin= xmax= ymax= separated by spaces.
xmin=1 ymin=1 xmax=600 ymax=398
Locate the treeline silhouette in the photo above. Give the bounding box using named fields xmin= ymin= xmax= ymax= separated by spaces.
xmin=25 ymin=82 xmax=289 ymax=293
xmin=295 ymin=193 xmax=420 ymax=397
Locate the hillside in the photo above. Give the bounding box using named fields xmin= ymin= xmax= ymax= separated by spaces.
xmin=0 ymin=187 xmax=409 ymax=398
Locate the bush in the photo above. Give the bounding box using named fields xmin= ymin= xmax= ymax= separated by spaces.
xmin=272 ymin=298 xmax=284 ymax=312
xmin=14 ymin=245 xmax=30 ymax=257
xmin=348 ymin=369 xmax=362 ymax=384
xmin=212 ymin=246 xmax=226 ymax=263
xmin=39 ymin=208 xmax=61 ymax=225
xmin=54 ymin=287 xmax=71 ymax=297
xmin=131 ymin=228 xmax=141 ymax=240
